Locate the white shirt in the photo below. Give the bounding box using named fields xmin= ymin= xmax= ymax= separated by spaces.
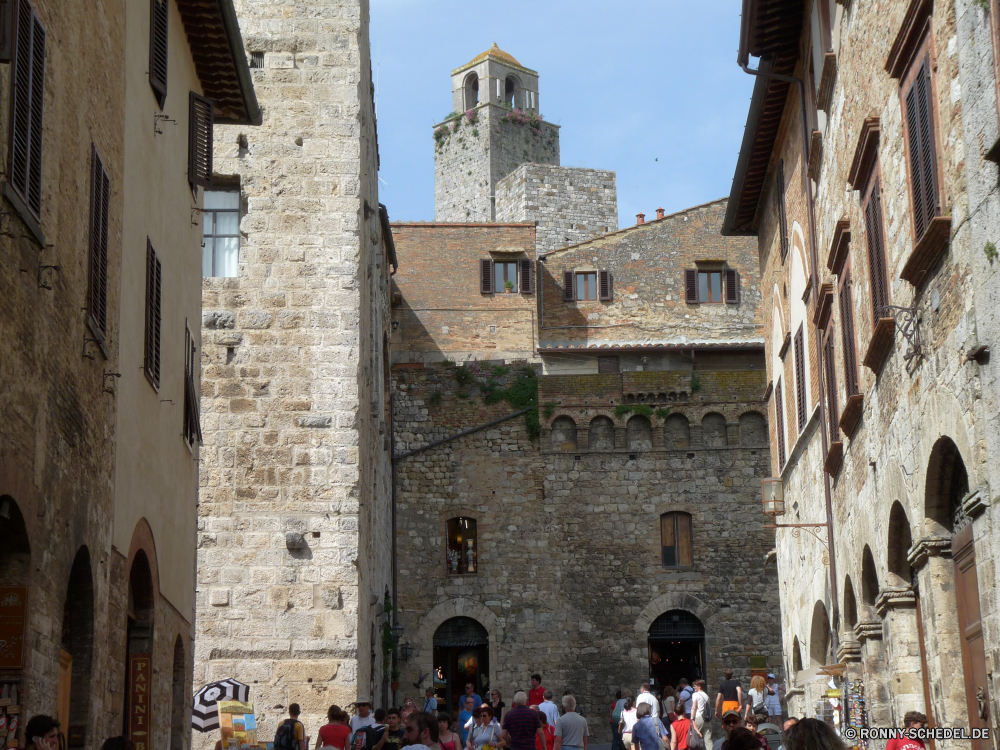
xmin=351 ymin=716 xmax=377 ymax=732
xmin=621 ymin=709 xmax=639 ymax=733
xmin=688 ymin=691 xmax=708 ymax=719
xmin=636 ymin=692 xmax=659 ymax=719
xmin=540 ymin=700 xmax=560 ymax=727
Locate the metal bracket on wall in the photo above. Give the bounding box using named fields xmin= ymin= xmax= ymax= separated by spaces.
xmin=103 ymin=371 xmax=121 ymax=395
xmin=191 ymin=206 xmax=207 ymax=226
xmin=878 ymin=305 xmax=921 ymax=372
xmin=154 ymin=113 xmax=176 ymax=136
xmin=37 ymin=264 xmax=59 ymax=289
xmin=764 ymin=522 xmax=830 ymax=563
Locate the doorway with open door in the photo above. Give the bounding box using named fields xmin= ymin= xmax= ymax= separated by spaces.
xmin=433 ymin=617 xmax=490 ymax=712
xmin=647 ymin=610 xmax=705 ymax=692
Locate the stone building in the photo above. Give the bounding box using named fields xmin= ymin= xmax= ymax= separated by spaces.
xmin=0 ymin=1 xmax=258 ymax=750
xmin=195 ymin=0 xmax=395 ymax=739
xmin=723 ymin=0 xmax=1000 ymax=738
xmin=391 ymin=197 xmax=781 ymax=738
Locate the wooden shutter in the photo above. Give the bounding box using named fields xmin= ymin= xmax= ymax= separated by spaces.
xmin=9 ymin=0 xmax=45 ymax=219
xmin=0 ymin=0 xmax=15 ymax=63
xmin=479 ymin=258 xmax=493 ymax=294
xmin=684 ymin=269 xmax=698 ymax=303
xmin=824 ymin=330 xmax=840 ymax=443
xmin=188 ymin=91 xmax=213 ymax=189
xmin=864 ymin=179 xmax=889 ymax=322
xmin=519 ymin=258 xmax=534 ymax=294
xmin=597 ymin=355 xmax=620 ymax=374
xmin=149 ymin=0 xmax=168 ymax=106
xmin=904 ymin=57 xmax=938 ymax=240
xmin=87 ymin=145 xmax=111 ymax=338
xmin=183 ymin=323 xmax=203 ymax=444
xmin=725 ymin=269 xmax=740 ymax=304
xmin=661 ymin=514 xmax=675 ymax=567
xmin=598 ymin=269 xmax=612 ymax=301
xmin=839 ymin=273 xmax=860 ymax=396
xmin=144 ymin=240 xmax=162 ymax=389
xmin=794 ymin=324 xmax=807 ymax=430
xmin=677 ymin=513 xmax=692 ymax=567
xmin=563 ymin=270 xmax=574 ymax=301
xmin=777 ymin=160 xmax=789 ymax=263
xmin=775 ymin=378 xmax=787 ymax=470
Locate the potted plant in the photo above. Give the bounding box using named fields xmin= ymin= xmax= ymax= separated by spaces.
xmin=391 ymin=668 xmax=400 ymax=692
xmin=504 ymin=279 xmax=514 ymax=293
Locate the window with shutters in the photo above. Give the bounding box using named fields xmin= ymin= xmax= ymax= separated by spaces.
xmin=686 ymin=268 xmax=738 ymax=303
xmin=202 ymin=189 xmax=240 ymax=277
xmin=149 ymin=0 xmax=168 ymax=107
xmin=863 ymin=168 xmax=890 ymax=328
xmin=900 ymin=36 xmax=941 ymax=244
xmin=183 ymin=322 xmax=203 ymax=447
xmin=777 ymin=160 xmax=789 ymax=264
xmin=446 ymin=517 xmax=477 ymax=575
xmin=494 ymin=261 xmax=517 ymax=293
xmin=575 ymin=271 xmax=598 ymax=300
xmin=480 ymin=259 xmax=494 ymax=294
xmin=724 ymin=268 xmax=740 ymax=304
xmin=518 ymin=258 xmax=534 ymax=294
xmin=794 ymin=324 xmax=807 ymax=431
xmin=699 ymin=271 xmax=723 ymax=303
xmin=838 ymin=267 xmax=860 ymax=397
xmin=774 ymin=377 xmax=787 ymax=470
xmin=144 ymin=240 xmax=162 ymax=390
xmin=87 ymin=145 xmax=111 ymax=344
xmin=824 ymin=329 xmax=839 ymax=444
xmin=7 ymin=0 xmax=45 ymax=222
xmin=188 ymin=92 xmax=213 ymax=190
xmin=661 ymin=512 xmax=693 ymax=568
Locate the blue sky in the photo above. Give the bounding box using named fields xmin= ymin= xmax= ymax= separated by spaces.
xmin=371 ymin=0 xmax=754 ymax=227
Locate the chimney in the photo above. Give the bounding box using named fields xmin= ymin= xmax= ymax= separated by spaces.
xmin=656 ymin=207 xmax=665 ymax=220
xmin=636 ymin=213 xmax=645 ymax=225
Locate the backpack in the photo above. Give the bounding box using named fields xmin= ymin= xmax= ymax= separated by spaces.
xmin=612 ymin=699 xmax=625 ymax=725
xmin=275 ymin=720 xmax=301 ymax=750
xmin=700 ymin=693 xmax=711 ymax=723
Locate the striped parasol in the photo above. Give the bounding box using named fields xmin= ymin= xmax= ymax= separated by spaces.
xmin=192 ymin=678 xmax=250 ymax=732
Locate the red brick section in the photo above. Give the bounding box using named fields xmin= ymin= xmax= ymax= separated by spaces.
xmin=390 ymin=222 xmax=537 ymax=358
xmin=538 ymin=370 xmax=766 ymax=406
xmin=540 ymin=199 xmax=763 ymax=345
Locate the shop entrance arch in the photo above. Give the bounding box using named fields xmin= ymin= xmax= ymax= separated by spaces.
xmin=647 ymin=610 xmax=705 ymax=691
xmin=433 ymin=617 xmax=489 ymax=711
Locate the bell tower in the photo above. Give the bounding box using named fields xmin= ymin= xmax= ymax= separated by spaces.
xmin=433 ymin=44 xmax=560 ymax=221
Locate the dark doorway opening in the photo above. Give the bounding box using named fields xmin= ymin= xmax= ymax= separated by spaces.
xmin=60 ymin=547 xmax=94 ymax=747
xmin=647 ymin=610 xmax=705 ymax=691
xmin=124 ymin=551 xmax=155 ymax=750
xmin=433 ymin=618 xmax=489 ymax=712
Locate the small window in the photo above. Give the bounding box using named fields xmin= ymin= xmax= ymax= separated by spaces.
xmin=250 ymin=51 xmax=264 ymax=69
xmin=661 ymin=512 xmax=693 ymax=567
xmin=698 ymin=271 xmax=723 ymax=303
xmin=149 ymin=0 xmax=168 ymax=107
xmin=576 ymin=272 xmax=598 ymax=300
xmin=494 ymin=261 xmax=517 ymax=293
xmin=446 ymin=517 xmax=477 ymax=575
xmin=203 ymin=189 xmax=240 ymax=277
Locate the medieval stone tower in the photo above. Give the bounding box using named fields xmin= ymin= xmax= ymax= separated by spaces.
xmin=195 ymin=0 xmax=394 ymax=742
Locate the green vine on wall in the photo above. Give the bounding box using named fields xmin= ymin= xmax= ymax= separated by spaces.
xmin=456 ymin=362 xmax=541 ymax=438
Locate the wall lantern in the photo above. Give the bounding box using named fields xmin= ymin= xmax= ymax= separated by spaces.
xmin=762 ymin=478 xmax=785 ymax=517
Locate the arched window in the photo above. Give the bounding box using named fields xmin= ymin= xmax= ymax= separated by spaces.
xmin=446 ymin=517 xmax=477 ymax=575
xmin=844 ymin=575 xmax=858 ymax=630
xmin=660 ymin=512 xmax=693 ymax=568
xmin=792 ymin=636 xmax=803 ymax=673
xmin=887 ymin=502 xmax=913 ymax=585
xmin=464 ymin=73 xmax=479 ymax=111
xmin=551 ymin=416 xmax=577 ymax=451
xmin=809 ymin=601 xmax=831 ymax=666
xmin=504 ymin=76 xmax=517 ymax=107
xmin=861 ymin=545 xmax=879 ymax=609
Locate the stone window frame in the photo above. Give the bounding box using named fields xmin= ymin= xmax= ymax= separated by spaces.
xmin=203 ymin=187 xmax=241 ymax=278
xmin=445 ymin=516 xmax=478 ymax=576
xmin=660 ymin=511 xmax=693 ymax=569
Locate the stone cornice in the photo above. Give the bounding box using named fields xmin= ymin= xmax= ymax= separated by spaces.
xmin=875 ymin=586 xmax=916 ymax=617
xmin=963 ymin=486 xmax=990 ymax=520
xmin=855 ymin=619 xmax=883 ymax=642
xmin=907 ymin=536 xmax=952 ymax=569
xmin=837 ymin=639 xmax=862 ymax=663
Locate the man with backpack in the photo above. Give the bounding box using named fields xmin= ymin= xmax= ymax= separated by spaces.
xmin=275 ymin=704 xmax=308 ymax=750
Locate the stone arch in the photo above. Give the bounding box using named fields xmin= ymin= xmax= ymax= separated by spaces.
xmin=809 ymin=601 xmax=832 ymax=666
xmin=664 ymin=414 xmax=690 ymax=449
xmin=504 ymin=75 xmax=519 ymax=107
xmin=589 ymin=416 xmax=615 ymax=451
xmin=0 ymin=495 xmax=31 ymax=584
xmin=739 ymin=411 xmax=767 ymax=446
xmin=634 ymin=592 xmax=718 ymax=633
xmin=843 ymin=575 xmax=858 ymax=630
xmin=412 ymin=598 xmax=503 ymax=696
xmin=924 ymin=436 xmax=970 ymax=536
xmin=861 ymin=545 xmax=879 ymax=609
xmin=887 ymin=501 xmax=914 ymax=585
xmin=550 ymin=416 xmax=577 ymax=451
xmin=626 ymin=415 xmax=652 ymax=451
xmin=464 ymin=73 xmax=479 ymax=110
xmin=702 ymin=412 xmax=727 ymax=448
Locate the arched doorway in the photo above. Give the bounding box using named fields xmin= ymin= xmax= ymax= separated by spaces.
xmin=647 ymin=610 xmax=704 ymax=690
xmin=433 ymin=617 xmax=489 ymax=711
xmin=60 ymin=547 xmax=95 ymax=747
xmin=124 ymin=551 xmax=155 ymax=749
xmin=0 ymin=495 xmax=30 ymax=713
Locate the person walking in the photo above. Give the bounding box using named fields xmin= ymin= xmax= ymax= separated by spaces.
xmin=715 ymin=670 xmax=742 ymax=720
xmin=319 ymin=707 xmax=351 ymax=749
xmin=438 ymin=713 xmax=460 ymax=750
xmin=619 ymin=698 xmax=638 ymax=750
xmin=275 ymin=703 xmax=309 ymax=750
xmin=675 ymin=681 xmax=692 ymax=718
xmin=553 ymin=695 xmax=588 ymax=750
xmin=460 ymin=697 xmax=477 ymax=747
xmin=351 ymin=699 xmax=376 ymax=734
xmin=631 ymin=704 xmax=668 ymax=750
xmin=636 ymin=684 xmax=659 ymax=720
xmin=668 ymin=707 xmax=695 ymax=750
xmin=536 ymin=713 xmax=555 ymax=750
xmin=763 ymin=676 xmax=783 ymax=726
xmin=465 ymin=683 xmax=485 ymax=710
xmin=611 ymin=691 xmax=627 ymax=750
xmin=501 ymin=692 xmax=546 ymax=750
xmin=529 ymin=676 xmax=547 ymax=709
xmin=539 ymin=691 xmax=560 ymax=728
xmin=687 ymin=681 xmax=711 ymax=750
xmin=744 ymin=677 xmax=766 ymax=722
xmin=660 ymin=688 xmax=675 ymax=723
xmin=490 ymin=691 xmax=506 ymax=723
xmin=467 ymin=706 xmax=503 ymax=750
xmin=424 ymin=689 xmax=439 ymax=714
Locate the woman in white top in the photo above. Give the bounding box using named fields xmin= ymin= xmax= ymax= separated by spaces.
xmin=661 ymin=687 xmax=676 ymax=719
xmin=745 ymin=675 xmax=767 ymax=721
xmin=619 ymin=698 xmax=638 ymax=750
xmin=467 ymin=705 xmax=503 ymax=750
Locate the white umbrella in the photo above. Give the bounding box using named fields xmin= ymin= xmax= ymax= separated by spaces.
xmin=192 ymin=678 xmax=250 ymax=732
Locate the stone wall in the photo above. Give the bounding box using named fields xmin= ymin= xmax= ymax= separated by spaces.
xmin=392 ymin=364 xmax=781 ymax=741
xmin=434 ymin=104 xmax=559 ymax=221
xmin=196 ymin=0 xmax=393 ymax=738
xmin=496 ymin=164 xmax=618 ymax=256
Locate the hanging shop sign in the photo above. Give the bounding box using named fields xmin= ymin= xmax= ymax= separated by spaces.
xmin=0 ymin=588 xmax=27 ymax=670
xmin=128 ymin=654 xmax=153 ymax=750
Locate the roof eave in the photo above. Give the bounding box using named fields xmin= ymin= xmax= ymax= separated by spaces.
xmin=214 ymin=0 xmax=261 ymax=126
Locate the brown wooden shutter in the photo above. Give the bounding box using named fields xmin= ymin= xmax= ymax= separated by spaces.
xmin=563 ymin=270 xmax=574 ymax=301
xmin=87 ymin=145 xmax=110 ymax=338
xmin=724 ymin=268 xmax=740 ymax=304
xmin=183 ymin=323 xmax=203 ymax=444
xmin=149 ymin=0 xmax=168 ymax=106
xmin=684 ymin=269 xmax=698 ymax=303
xmin=598 ymin=269 xmax=612 ymax=301
xmin=904 ymin=58 xmax=938 ymax=240
xmin=677 ymin=513 xmax=692 ymax=567
xmin=864 ymin=180 xmax=889 ymax=321
xmin=9 ymin=0 xmax=45 ymax=219
xmin=839 ymin=273 xmax=860 ymax=397
xmin=480 ymin=258 xmax=493 ymax=294
xmin=775 ymin=378 xmax=786 ymax=470
xmin=777 ymin=159 xmax=789 ymax=263
xmin=144 ymin=240 xmax=162 ymax=389
xmin=0 ymin=0 xmax=15 ymax=63
xmin=188 ymin=91 xmax=213 ymax=189
xmin=794 ymin=324 xmax=807 ymax=430
xmin=824 ymin=330 xmax=840 ymax=443
xmin=519 ymin=258 xmax=534 ymax=294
